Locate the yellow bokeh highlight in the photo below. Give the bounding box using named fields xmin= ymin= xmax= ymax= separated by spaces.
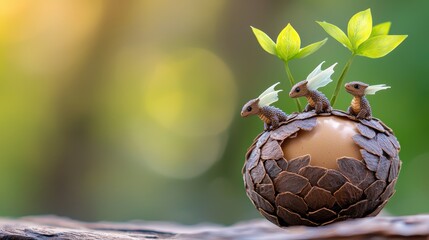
xmin=143 ymin=48 xmax=237 ymax=137
xmin=136 ymin=47 xmax=237 ymax=178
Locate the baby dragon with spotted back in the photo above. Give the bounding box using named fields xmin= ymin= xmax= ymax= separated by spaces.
xmin=345 ymin=81 xmax=390 ymax=119
xmin=241 ymin=82 xmax=287 ymax=131
xmin=289 ymin=62 xmax=337 ymax=114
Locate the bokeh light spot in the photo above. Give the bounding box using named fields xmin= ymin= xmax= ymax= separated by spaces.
xmin=137 ymin=48 xmax=236 ymax=178
xmin=143 ymin=48 xmax=236 ymax=137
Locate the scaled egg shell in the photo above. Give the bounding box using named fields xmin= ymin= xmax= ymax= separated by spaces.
xmin=243 ymin=110 xmax=401 ymax=227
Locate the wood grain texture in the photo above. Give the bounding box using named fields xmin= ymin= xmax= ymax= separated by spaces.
xmin=0 ymin=215 xmax=428 ymax=239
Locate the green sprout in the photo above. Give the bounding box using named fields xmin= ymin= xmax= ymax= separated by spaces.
xmin=251 ymin=24 xmax=327 ymax=111
xmin=317 ymin=9 xmax=408 ymax=106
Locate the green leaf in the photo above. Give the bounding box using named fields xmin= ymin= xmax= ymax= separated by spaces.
xmin=294 ymin=38 xmax=328 ymax=59
xmin=371 ymin=22 xmax=391 ymax=37
xmin=251 ymin=26 xmax=277 ymax=55
xmin=356 ymin=35 xmax=407 ymax=58
xmin=276 ymin=23 xmax=301 ymax=61
xmin=317 ymin=21 xmax=352 ymax=51
xmin=348 ymin=9 xmax=373 ymax=49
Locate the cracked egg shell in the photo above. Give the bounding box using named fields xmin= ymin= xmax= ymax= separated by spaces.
xmin=282 ymin=116 xmax=361 ymax=170
xmin=243 ymin=110 xmax=401 ymax=227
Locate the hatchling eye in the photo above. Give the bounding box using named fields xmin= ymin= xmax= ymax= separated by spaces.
xmin=354 ymin=84 xmax=359 ymax=89
xmin=246 ymin=106 xmax=252 ymax=112
xmin=295 ymin=87 xmax=300 ymax=92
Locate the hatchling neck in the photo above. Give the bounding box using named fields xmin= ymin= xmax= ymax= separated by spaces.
xmin=306 ymin=93 xmax=316 ymax=107
xmin=351 ymin=95 xmax=363 ymax=113
xmin=258 ymin=113 xmax=271 ymax=124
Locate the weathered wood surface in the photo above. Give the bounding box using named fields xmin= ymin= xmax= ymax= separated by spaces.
xmin=0 ymin=215 xmax=428 ymax=239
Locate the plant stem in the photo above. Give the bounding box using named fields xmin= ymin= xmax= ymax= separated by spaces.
xmin=284 ymin=62 xmax=303 ymax=112
xmin=330 ymin=55 xmax=355 ymax=107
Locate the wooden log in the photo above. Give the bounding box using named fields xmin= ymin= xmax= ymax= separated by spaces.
xmin=0 ymin=215 xmax=428 ymax=239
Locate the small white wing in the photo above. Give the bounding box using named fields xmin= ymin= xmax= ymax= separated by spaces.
xmin=307 ymin=61 xmax=325 ymax=80
xmin=258 ymin=82 xmax=282 ymax=107
xmin=258 ymin=91 xmax=282 ymax=107
xmin=365 ymin=84 xmax=391 ymax=95
xmin=258 ymin=82 xmax=280 ymax=99
xmin=306 ymin=62 xmax=337 ymax=91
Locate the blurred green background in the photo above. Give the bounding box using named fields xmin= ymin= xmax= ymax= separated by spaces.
xmin=0 ymin=0 xmax=427 ymax=225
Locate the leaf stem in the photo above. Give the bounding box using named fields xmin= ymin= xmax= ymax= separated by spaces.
xmin=284 ymin=62 xmax=303 ymax=112
xmin=330 ymin=55 xmax=355 ymax=107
